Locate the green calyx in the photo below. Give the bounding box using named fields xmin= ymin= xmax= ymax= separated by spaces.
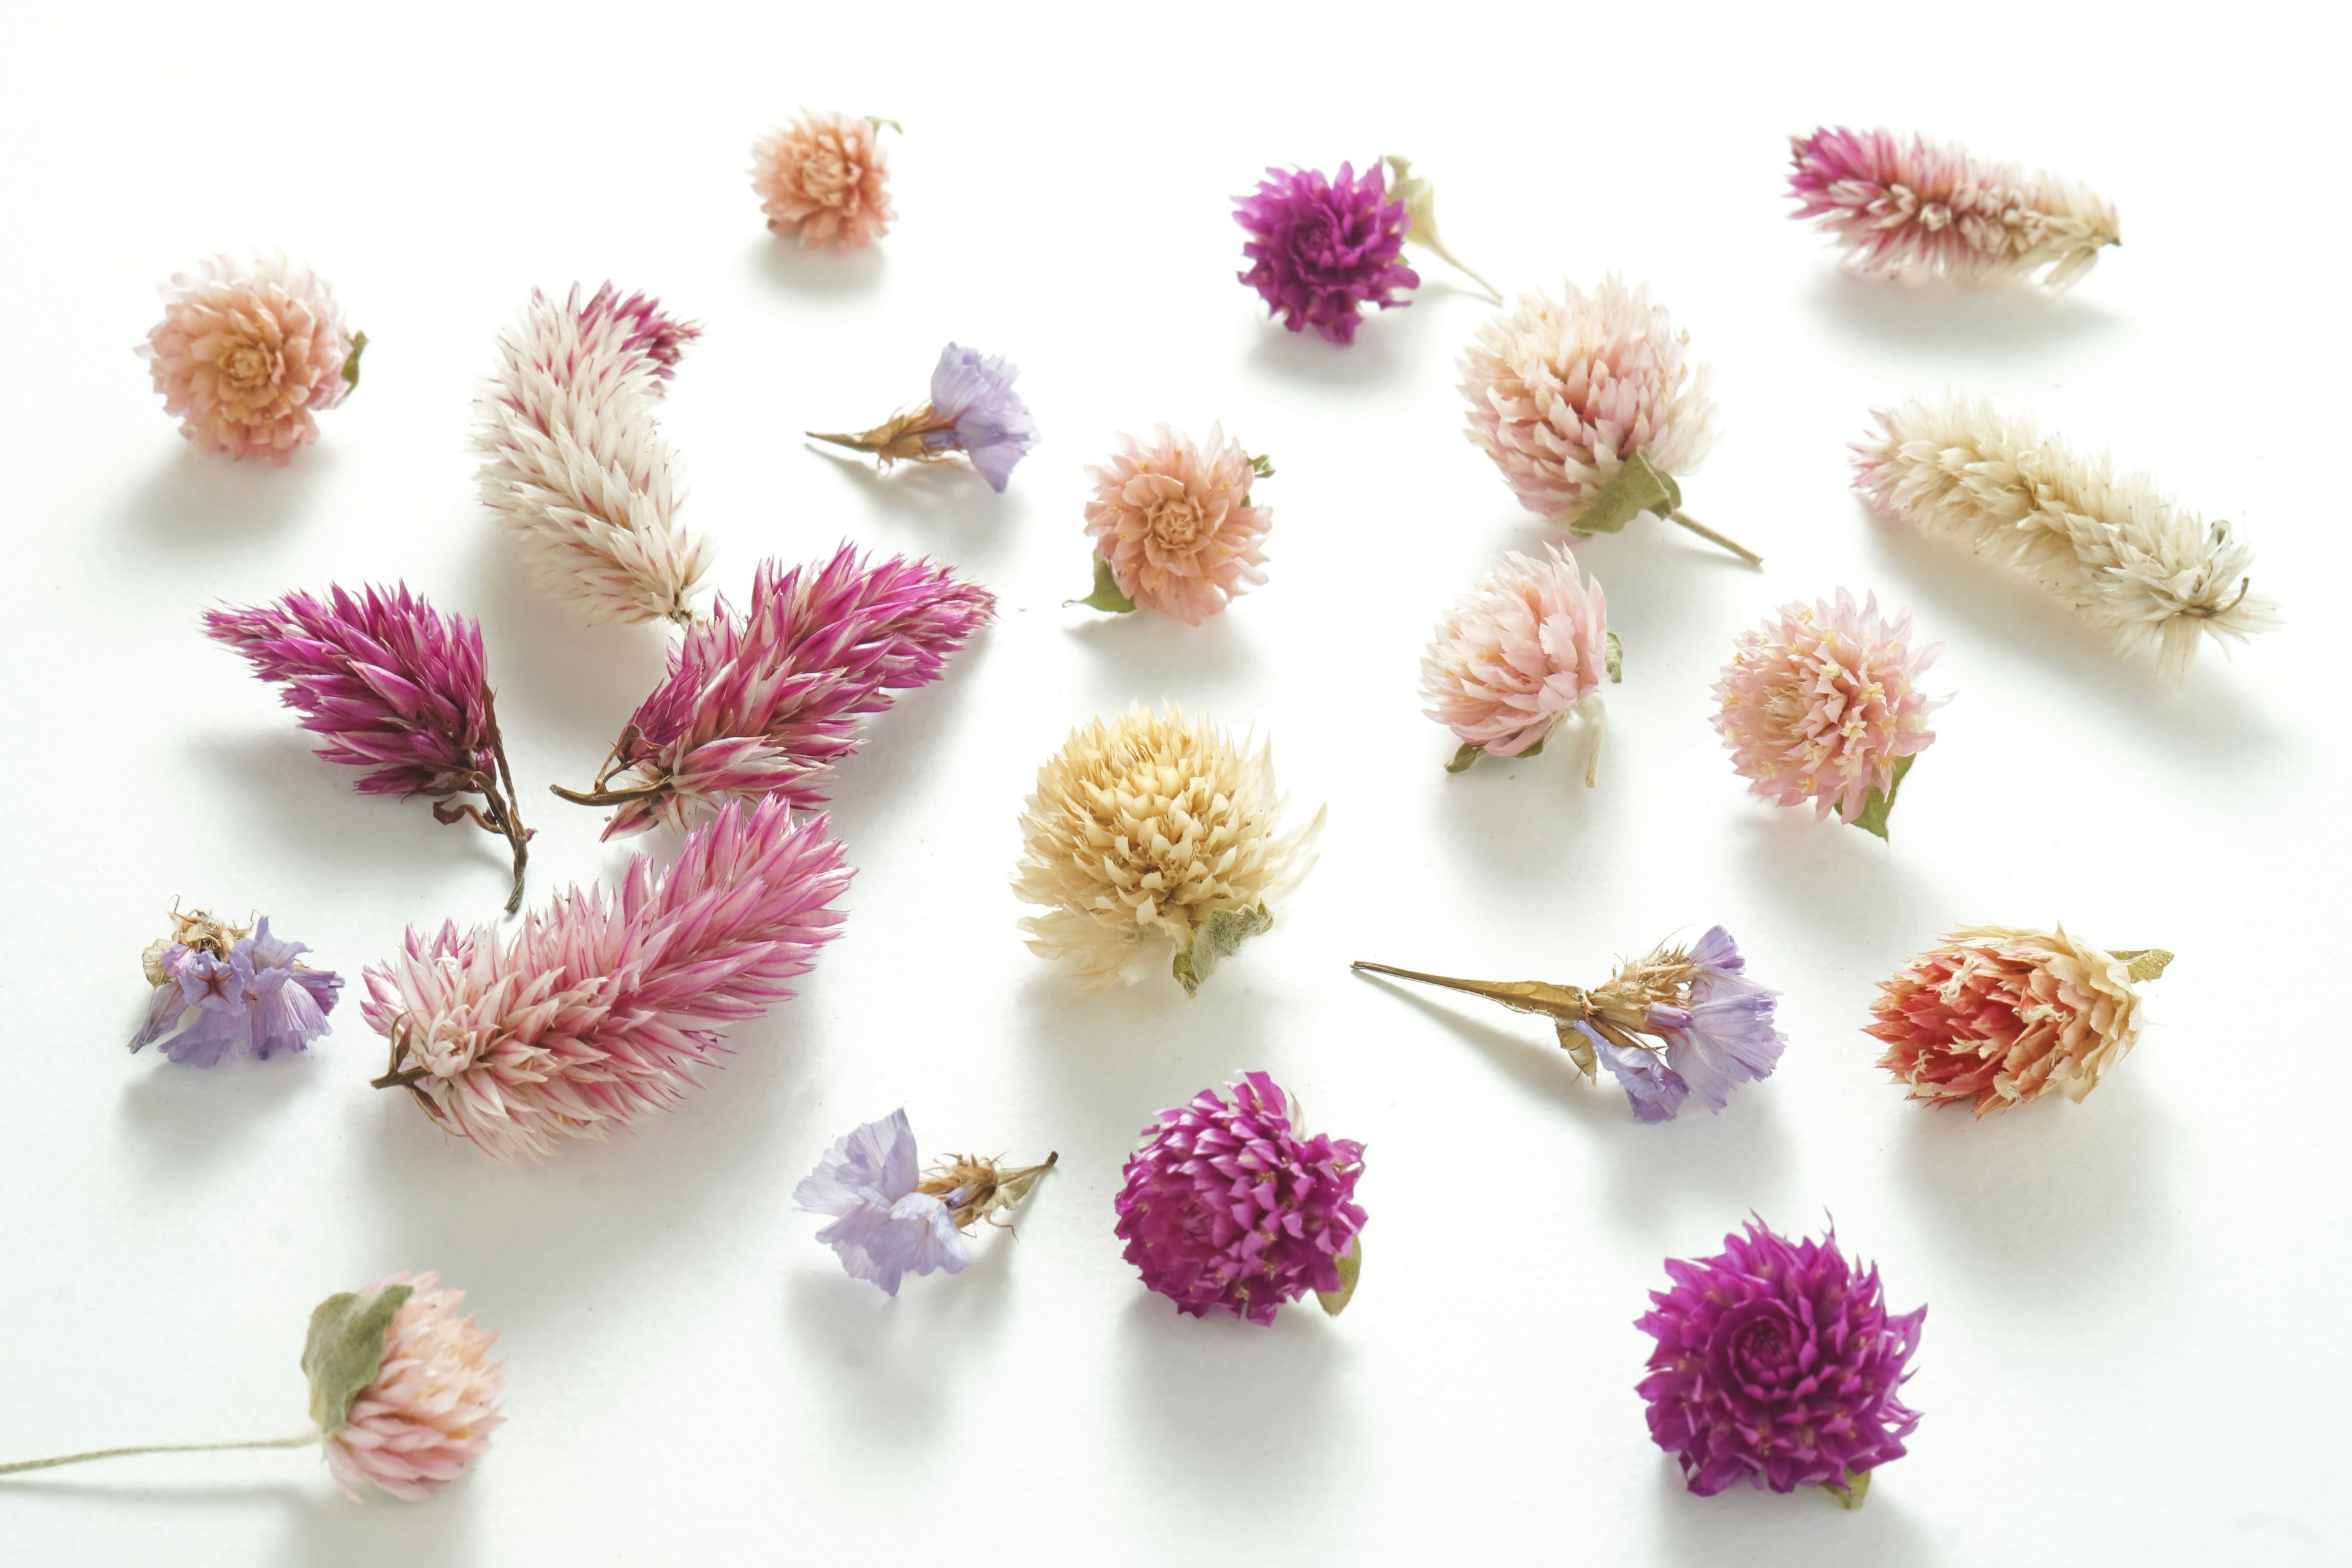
xmin=300 ymin=1282 xmax=412 ymax=1432
xmin=1067 ymin=555 xmax=1137 ymax=614
xmin=1316 ymin=1234 xmax=1363 ymax=1317
xmin=1821 ymin=1468 xmax=1872 ymax=1510
xmin=1846 ymin=754 xmax=1916 ymax=842
xmin=1570 ymin=451 xmax=1681 ymax=537
xmin=341 ymin=331 xmax=369 ymax=393
xmin=1172 ymin=904 xmax=1273 ymax=996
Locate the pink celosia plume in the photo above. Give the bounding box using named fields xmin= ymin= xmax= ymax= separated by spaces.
xmin=1082 ymin=424 xmax=1271 ymax=624
xmin=361 ymin=797 xmax=852 ymax=1159
xmin=140 ymin=254 xmax=357 ymax=464
xmin=752 ymin=111 xmax=895 ymax=249
xmin=1420 ymin=543 xmax=1611 ymax=767
xmin=322 ymin=1272 xmax=503 ymax=1501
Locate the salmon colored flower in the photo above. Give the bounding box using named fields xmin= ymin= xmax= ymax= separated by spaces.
xmin=752 ymin=110 xmax=894 ymax=249
xmin=140 ymin=255 xmax=360 ymax=464
xmin=1079 ymin=424 xmax=1271 ymax=625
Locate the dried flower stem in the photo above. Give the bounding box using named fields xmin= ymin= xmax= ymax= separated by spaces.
xmin=1 ymin=1433 xmax=318 ymax=1477
xmin=806 ymin=412 xmax=942 ymax=466
xmin=1667 ymin=509 xmax=1761 ymax=567
xmin=425 ymin=694 xmax=530 ymax=914
xmin=1351 ymin=962 xmax=1589 ymax=1022
xmin=918 ymin=1150 xmax=1060 ymax=1232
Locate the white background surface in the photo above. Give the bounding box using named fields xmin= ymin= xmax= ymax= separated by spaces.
xmin=2 ymin=2 xmax=2345 ymax=1563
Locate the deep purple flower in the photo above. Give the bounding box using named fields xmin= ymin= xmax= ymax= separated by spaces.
xmin=1113 ymin=1071 xmax=1366 ymax=1326
xmin=1638 ymin=1221 xmax=1925 ymax=1501
xmin=1234 ymin=162 xmax=1420 ymax=345
xmin=203 ymin=584 xmax=532 ymax=911
xmin=807 ymin=344 xmax=1037 ymax=491
xmin=132 ymin=913 xmax=342 ymax=1066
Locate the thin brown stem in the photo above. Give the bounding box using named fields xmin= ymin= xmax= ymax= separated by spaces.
xmin=548 ymin=781 xmax=673 ymax=807
xmin=1351 ymin=962 xmax=1589 ymax=1022
xmin=1667 ymin=509 xmax=1763 ymax=567
xmin=481 ymin=695 xmax=530 ymax=915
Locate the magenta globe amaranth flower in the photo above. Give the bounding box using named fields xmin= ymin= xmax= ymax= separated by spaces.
xmin=1114 ymin=1071 xmax=1366 ymax=1325
xmin=1234 ymin=163 xmax=1419 ymax=345
xmin=1638 ymin=1221 xmax=1925 ymax=1506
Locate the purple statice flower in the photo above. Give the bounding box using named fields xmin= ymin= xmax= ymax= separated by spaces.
xmin=794 ymin=1110 xmax=970 ymax=1295
xmin=132 ymin=912 xmax=342 ymax=1066
xmin=203 ymin=583 xmax=532 ymax=911
xmin=554 ymin=546 xmax=995 ymax=837
xmin=1234 ymin=162 xmax=1420 ymax=345
xmin=806 ymin=344 xmax=1038 ymax=492
xmin=1638 ymin=1220 xmax=1925 ymax=1504
xmin=1113 ymin=1071 xmax=1366 ymax=1327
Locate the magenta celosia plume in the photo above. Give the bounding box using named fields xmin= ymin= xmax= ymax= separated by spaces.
xmin=1234 ymin=162 xmax=1419 ymax=345
xmin=1638 ymin=1221 xmax=1924 ymax=1501
xmin=361 ymin=797 xmax=851 ymax=1160
xmin=1082 ymin=424 xmax=1271 ymax=624
xmin=322 ymin=1272 xmax=503 ymax=1502
xmin=204 ymin=584 xmax=533 ymax=911
xmin=555 ymin=546 xmax=994 ymax=837
xmin=140 ymin=255 xmax=358 ymax=464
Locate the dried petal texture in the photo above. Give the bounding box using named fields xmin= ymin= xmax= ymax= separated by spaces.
xmin=1459 ymin=277 xmax=1716 ymax=524
xmin=131 ymin=916 xmax=342 ymax=1066
xmin=1083 ymin=424 xmax=1270 ymax=625
xmin=1575 ymin=927 xmax=1787 ymax=1123
xmin=1638 ymin=1222 xmax=1924 ymax=1497
xmin=140 ymin=255 xmax=352 ymax=464
xmin=1014 ymin=703 xmax=1324 ymax=990
xmin=475 ymin=284 xmax=711 ymax=625
xmin=1420 ymin=543 xmax=1608 ymax=756
xmin=752 ymin=111 xmax=894 ymax=249
xmin=361 ymin=798 xmax=851 ymax=1160
xmin=1868 ymin=926 xmax=2144 ymax=1115
xmin=1789 ymin=126 xmax=2119 ymax=289
xmin=577 ymin=546 xmax=994 ymax=837
xmin=323 ymin=1272 xmax=503 ymax=1502
xmin=1853 ymin=398 xmax=2275 ymax=680
xmin=925 ymin=345 xmax=1036 ymax=492
xmin=1711 ymin=590 xmax=1942 ymax=824
xmin=1234 ymin=162 xmax=1418 ymax=345
xmin=1114 ymin=1071 xmax=1366 ymax=1325
xmin=794 ymin=1109 xmax=970 ymax=1295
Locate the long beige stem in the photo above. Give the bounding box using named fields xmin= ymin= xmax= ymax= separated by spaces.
xmin=1668 ymin=509 xmax=1763 ymax=567
xmin=0 ymin=1433 xmax=317 ymax=1477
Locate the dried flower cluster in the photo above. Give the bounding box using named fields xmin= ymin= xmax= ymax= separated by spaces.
xmin=475 ymin=284 xmax=710 ymax=625
xmin=1789 ymin=126 xmax=2119 ymax=290
xmin=140 ymin=254 xmax=360 ymax=463
xmin=1234 ymin=162 xmax=1418 ymax=344
xmin=205 ymin=583 xmax=533 ymax=910
xmin=752 ymin=110 xmax=894 ymax=249
xmin=1421 ymin=543 xmax=1616 ymax=782
xmin=810 ymin=343 xmax=1037 ymax=491
xmin=361 ymin=797 xmax=850 ymax=1161
xmin=1114 ymin=1071 xmax=1366 ymax=1325
xmin=1853 ymin=398 xmax=2275 ymax=679
xmin=1013 ymin=703 xmax=1324 ymax=993
xmin=1868 ymin=927 xmax=2171 ymax=1115
xmin=1078 ymin=424 xmax=1271 ymax=624
xmin=311 ymin=1273 xmax=504 ymax=1502
xmin=556 ymin=546 xmax=994 ymax=836
xmin=794 ymin=1109 xmax=1055 ymax=1295
xmin=132 ymin=909 xmax=342 ymax=1066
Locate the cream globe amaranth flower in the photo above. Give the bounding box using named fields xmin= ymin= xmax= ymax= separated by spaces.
xmin=1420 ymin=543 xmax=1618 ymax=783
xmin=1012 ymin=702 xmax=1324 ymax=994
xmin=140 ymin=254 xmax=361 ymax=464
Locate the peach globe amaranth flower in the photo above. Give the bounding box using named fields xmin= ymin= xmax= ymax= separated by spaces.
xmin=1072 ymin=423 xmax=1272 ymax=625
xmin=140 ymin=255 xmax=361 ymax=464
xmin=307 ymin=1272 xmax=504 ymax=1501
xmin=752 ymin=110 xmax=895 ymax=249
xmin=1420 ymin=543 xmax=1618 ymax=783
xmin=1711 ymin=590 xmax=1943 ymax=839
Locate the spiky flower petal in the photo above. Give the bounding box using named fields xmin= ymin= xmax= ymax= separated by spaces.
xmin=139 ymin=254 xmax=356 ymax=464
xmin=1234 ymin=162 xmax=1418 ymax=344
xmin=1082 ymin=423 xmax=1270 ymax=625
xmin=320 ymin=1272 xmax=503 ymax=1502
xmin=1420 ymin=543 xmax=1611 ymax=775
xmin=752 ymin=110 xmax=894 ymax=249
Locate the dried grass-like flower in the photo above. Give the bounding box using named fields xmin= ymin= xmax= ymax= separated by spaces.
xmin=1868 ymin=927 xmax=2173 ymax=1115
xmin=1076 ymin=423 xmax=1272 ymax=625
xmin=361 ymin=797 xmax=850 ymax=1160
xmin=1853 ymin=398 xmax=2276 ymax=680
xmin=752 ymin=110 xmax=895 ymax=249
xmin=1012 ymin=702 xmax=1324 ymax=994
xmin=794 ymin=1109 xmax=1055 ymax=1295
xmin=1421 ymin=543 xmax=1616 ymax=783
xmin=809 ymin=343 xmax=1037 ymax=492
xmin=312 ymin=1273 xmax=503 ymax=1502
xmin=1789 ymin=126 xmax=2119 ymax=290
xmin=140 ymin=254 xmax=361 ymax=464
xmin=475 ymin=284 xmax=711 ymax=625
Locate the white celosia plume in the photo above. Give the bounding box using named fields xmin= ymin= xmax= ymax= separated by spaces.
xmin=1853 ymin=398 xmax=2275 ymax=679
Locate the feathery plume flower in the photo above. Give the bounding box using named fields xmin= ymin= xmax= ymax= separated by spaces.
xmin=1789 ymin=127 xmax=2119 ymax=290
xmin=130 ymin=907 xmax=342 ymax=1066
xmin=752 ymin=110 xmax=895 ymax=249
xmin=1234 ymin=162 xmax=1417 ymax=344
xmin=140 ymin=254 xmax=362 ymax=464
xmin=1869 ymin=927 xmax=2173 ymax=1115
xmin=1013 ymin=702 xmax=1325 ymax=994
xmin=1711 ymin=590 xmax=1943 ymax=840
xmin=204 ymin=584 xmax=533 ymax=912
xmin=475 ymin=284 xmax=711 ymax=625
xmin=1114 ymin=1071 xmax=1366 ymax=1325
xmin=1460 ymin=277 xmax=1758 ymax=565
xmin=1638 ymin=1221 xmax=1923 ymax=1506
xmin=809 ymin=344 xmax=1036 ymax=492
xmin=0 ymin=1270 xmax=499 ymax=1504
xmin=554 ymin=546 xmax=994 ymax=836
xmin=794 ymin=1109 xmax=1057 ymax=1295
xmin=1355 ymin=926 xmax=1784 ymax=1122
xmin=361 ymin=797 xmax=850 ymax=1161
xmin=1071 ymin=424 xmax=1272 ymax=624
xmin=1421 ymin=543 xmax=1619 ymax=783
xmin=1853 ymin=398 xmax=2276 ymax=680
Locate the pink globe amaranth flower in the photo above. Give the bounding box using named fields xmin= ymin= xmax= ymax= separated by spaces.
xmin=752 ymin=110 xmax=894 ymax=249
xmin=1420 ymin=543 xmax=1610 ymax=760
xmin=1234 ymin=162 xmax=1419 ymax=345
xmin=1638 ymin=1221 xmax=1924 ymax=1501
xmin=1082 ymin=424 xmax=1270 ymax=625
xmin=322 ymin=1272 xmax=503 ymax=1502
xmin=1113 ymin=1071 xmax=1365 ymax=1327
xmin=140 ymin=255 xmax=356 ymax=464
xmin=1711 ymin=590 xmax=1942 ymax=827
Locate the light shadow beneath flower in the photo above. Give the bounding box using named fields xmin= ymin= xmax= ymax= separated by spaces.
xmin=1430 ymin=748 xmax=1605 ymax=878
xmin=0 ymin=1476 xmax=486 ymax=1567
xmin=1243 ymin=309 xmax=1425 ymax=390
xmin=111 ymin=444 xmax=337 ymax=549
xmin=1063 ymin=606 xmax=1257 ymax=706
xmin=1804 ymin=268 xmax=2119 ymax=353
xmin=1647 ymin=1459 xmax=1941 ymax=1566
xmin=822 ymin=636 xmax=999 ymax=842
xmin=117 ymin=1050 xmax=323 ymax=1172
xmin=462 ymin=528 xmax=675 ymax=752
xmin=750 ymin=235 xmax=887 ymax=296
xmin=805 ymin=447 xmax=1028 ymax=571
xmin=1115 ymin=1291 xmax=1352 ymax=1503
xmin=1353 ymin=976 xmax=1612 ymax=1123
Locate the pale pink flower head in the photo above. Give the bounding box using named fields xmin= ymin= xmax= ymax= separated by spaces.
xmin=1712 ymin=590 xmax=1942 ymax=829
xmin=317 ymin=1272 xmax=503 ymax=1502
xmin=1082 ymin=423 xmax=1271 ymax=625
xmin=140 ymin=255 xmax=357 ymax=464
xmin=1421 ymin=543 xmax=1611 ymax=760
xmin=752 ymin=111 xmax=894 ymax=249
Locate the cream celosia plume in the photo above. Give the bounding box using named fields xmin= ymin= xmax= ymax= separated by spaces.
xmin=1012 ymin=703 xmax=1324 ymax=993
xmin=1854 ymin=398 xmax=2275 ymax=679
xmin=475 ymin=284 xmax=712 ymax=626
